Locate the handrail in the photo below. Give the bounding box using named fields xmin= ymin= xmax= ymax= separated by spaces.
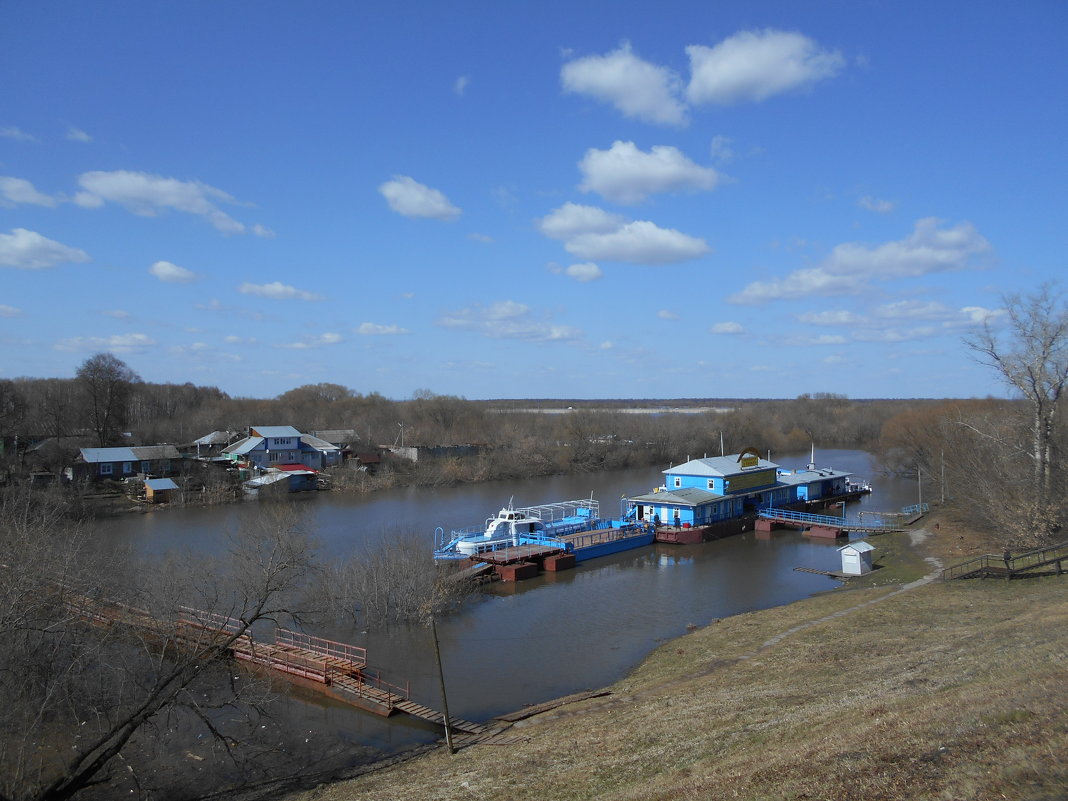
xmin=759 ymin=507 xmax=897 ymax=530
xmin=941 ymin=540 xmax=1068 ymax=580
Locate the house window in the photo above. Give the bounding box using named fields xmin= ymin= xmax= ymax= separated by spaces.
xmin=269 ymin=452 xmax=280 ymax=463
xmin=707 ymin=479 xmax=714 ymax=490
xmin=100 ymin=463 xmax=113 ymax=476
xmin=122 ymin=462 xmax=133 ymax=474
xmin=674 ymin=477 xmax=681 ymax=488
xmin=141 ymin=461 xmax=151 ymax=474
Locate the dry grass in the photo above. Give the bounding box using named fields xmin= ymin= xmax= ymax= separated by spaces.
xmin=290 ymin=523 xmax=1068 ymax=801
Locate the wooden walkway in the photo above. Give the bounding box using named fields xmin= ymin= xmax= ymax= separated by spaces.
xmin=941 ymin=540 xmax=1068 ymax=581
xmin=65 ymin=597 xmax=484 ymax=733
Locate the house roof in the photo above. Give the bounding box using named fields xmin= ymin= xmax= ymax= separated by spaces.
xmin=272 ymin=463 xmax=318 ymax=473
xmin=776 ymin=466 xmax=853 ymax=486
xmin=663 ymin=454 xmax=778 ymax=478
xmin=193 ymin=430 xmax=236 ymax=445
xmin=222 ymin=436 xmax=263 ymax=455
xmin=311 ymin=429 xmax=358 ymax=445
xmin=80 ymin=445 xmax=180 ymax=463
xmin=629 ymin=487 xmax=724 ymax=507
xmin=250 ymin=425 xmax=302 ymax=438
xmin=145 ymin=477 xmax=179 ymax=491
xmin=301 ymin=434 xmax=340 ymax=451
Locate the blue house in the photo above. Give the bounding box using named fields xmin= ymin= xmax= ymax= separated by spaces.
xmin=628 ymin=448 xmax=855 ymax=530
xmin=222 ymin=426 xmax=341 ymax=471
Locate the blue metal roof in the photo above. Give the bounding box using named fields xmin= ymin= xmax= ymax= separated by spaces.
xmin=251 ymin=425 xmax=302 ymax=438
xmin=80 ymin=447 xmax=138 ymax=463
xmin=145 ymin=478 xmax=179 ymax=491
xmin=663 ymin=454 xmax=777 ymax=478
xmin=223 ymin=436 xmax=263 ymax=455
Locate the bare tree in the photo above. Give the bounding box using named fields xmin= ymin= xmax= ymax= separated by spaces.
xmin=965 ymin=283 xmax=1068 ymax=527
xmin=0 ymin=494 xmax=318 ymax=801
xmin=75 ymin=353 xmax=141 ymax=447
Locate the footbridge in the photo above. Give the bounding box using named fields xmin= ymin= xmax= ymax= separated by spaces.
xmin=941 ymin=540 xmax=1068 ymax=581
xmin=757 ymin=507 xmax=908 ymax=539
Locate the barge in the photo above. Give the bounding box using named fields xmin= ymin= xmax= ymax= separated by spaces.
xmin=433 ymin=498 xmax=654 ymax=566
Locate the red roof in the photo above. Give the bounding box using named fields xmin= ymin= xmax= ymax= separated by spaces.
xmin=274 ymin=463 xmax=318 ymax=473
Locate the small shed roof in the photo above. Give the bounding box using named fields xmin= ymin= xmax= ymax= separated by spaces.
xmin=145 ymin=477 xmax=179 ymax=491
xmin=193 ymin=430 xmax=236 ymax=446
xmin=312 ymin=429 xmax=358 ymax=445
xmin=837 ymin=541 xmax=876 ymax=554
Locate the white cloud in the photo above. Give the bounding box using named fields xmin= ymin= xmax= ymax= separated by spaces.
xmin=600 ymin=341 xmax=614 ymax=349
xmin=657 ymin=309 xmax=679 ymax=320
xmin=438 ymin=300 xmax=583 ymax=342
xmin=54 ymin=333 xmax=156 ymax=353
xmin=538 ymin=203 xmax=624 ymax=240
xmin=566 ymin=220 xmax=709 ymax=264
xmin=238 ymin=281 xmax=322 ymax=301
xmin=0 ymin=176 xmax=58 ymax=207
xmin=74 ymin=170 xmax=261 ymax=234
xmin=148 ymin=260 xmax=198 ymax=283
xmin=279 ymin=332 xmax=343 ymax=349
xmin=251 ymin=223 xmax=276 ymax=238
xmin=797 ymin=309 xmax=864 ymax=325
xmin=0 ymin=126 xmax=36 ymax=142
xmin=686 ymin=29 xmax=845 ymax=105
xmin=378 ymin=175 xmax=461 ymax=221
xmin=102 ymin=309 xmax=131 ymax=319
xmin=0 ymin=228 xmax=89 ymax=270
xmin=822 ymin=218 xmax=990 ymax=278
xmin=66 ymin=126 xmax=92 ymax=142
xmin=710 ymin=321 xmax=744 ymax=335
xmin=0 ymin=304 xmax=21 ymax=317
xmin=957 ymin=305 xmax=1004 ymax=325
xmin=561 ymin=41 xmax=687 ymax=126
xmin=356 ymin=322 xmax=410 ymax=335
xmin=730 ymin=218 xmax=990 ymax=304
xmin=853 ymin=326 xmax=937 ymax=343
xmin=710 ymin=135 xmax=735 ymax=163
xmin=578 ymin=140 xmax=719 ymax=204
xmin=468 ymin=232 xmax=494 ymax=243
xmin=454 ymin=76 xmax=469 ymax=96
xmin=873 ymin=300 xmax=952 ymax=320
xmin=858 ymin=195 xmax=895 ymax=213
xmin=538 ymin=202 xmax=709 ymax=265
xmin=565 ymin=262 xmax=603 ymax=282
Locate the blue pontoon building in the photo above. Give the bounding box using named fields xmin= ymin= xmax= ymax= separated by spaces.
xmin=627 ymin=448 xmax=858 ymax=543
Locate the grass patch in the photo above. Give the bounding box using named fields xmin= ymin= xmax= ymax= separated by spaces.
xmin=289 ymin=523 xmax=1068 ymax=801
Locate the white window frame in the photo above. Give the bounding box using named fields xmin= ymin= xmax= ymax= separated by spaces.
xmin=99 ymin=463 xmax=113 ymax=476
xmin=673 ymin=477 xmax=681 ymax=488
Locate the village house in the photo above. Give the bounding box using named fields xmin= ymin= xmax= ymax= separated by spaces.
xmin=222 ymin=425 xmax=341 ymax=471
xmin=68 ymin=444 xmax=182 ymax=482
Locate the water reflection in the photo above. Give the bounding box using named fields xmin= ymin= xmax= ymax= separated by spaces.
xmin=96 ymin=449 xmax=921 ymax=758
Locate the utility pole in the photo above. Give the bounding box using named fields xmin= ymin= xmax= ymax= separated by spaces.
xmin=430 ymin=614 xmax=456 ymax=754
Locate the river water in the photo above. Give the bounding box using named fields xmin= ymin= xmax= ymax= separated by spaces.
xmin=98 ymin=449 xmax=922 ymax=756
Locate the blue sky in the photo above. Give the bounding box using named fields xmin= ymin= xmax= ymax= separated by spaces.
xmin=1 ymin=1 xmax=1064 ymax=400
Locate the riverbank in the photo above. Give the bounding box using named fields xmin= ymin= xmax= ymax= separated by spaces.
xmin=288 ymin=513 xmax=1068 ymax=801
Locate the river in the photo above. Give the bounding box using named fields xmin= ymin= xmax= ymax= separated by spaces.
xmin=98 ymin=449 xmax=923 ymax=756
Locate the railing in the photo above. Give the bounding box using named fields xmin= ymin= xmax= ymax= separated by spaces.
xmin=901 ymin=503 xmax=930 ymax=516
xmin=276 ymin=628 xmax=367 ymax=668
xmin=941 ymin=540 xmax=1068 ymax=580
xmin=758 ymin=507 xmax=900 ymax=531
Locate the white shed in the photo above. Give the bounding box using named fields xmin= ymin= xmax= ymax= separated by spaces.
xmin=837 ymin=541 xmax=875 ymax=576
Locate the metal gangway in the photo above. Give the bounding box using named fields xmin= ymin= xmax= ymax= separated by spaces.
xmin=758 ymin=507 xmax=907 ymax=534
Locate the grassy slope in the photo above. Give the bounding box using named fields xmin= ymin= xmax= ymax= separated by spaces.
xmin=294 ymin=516 xmax=1068 ymax=801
